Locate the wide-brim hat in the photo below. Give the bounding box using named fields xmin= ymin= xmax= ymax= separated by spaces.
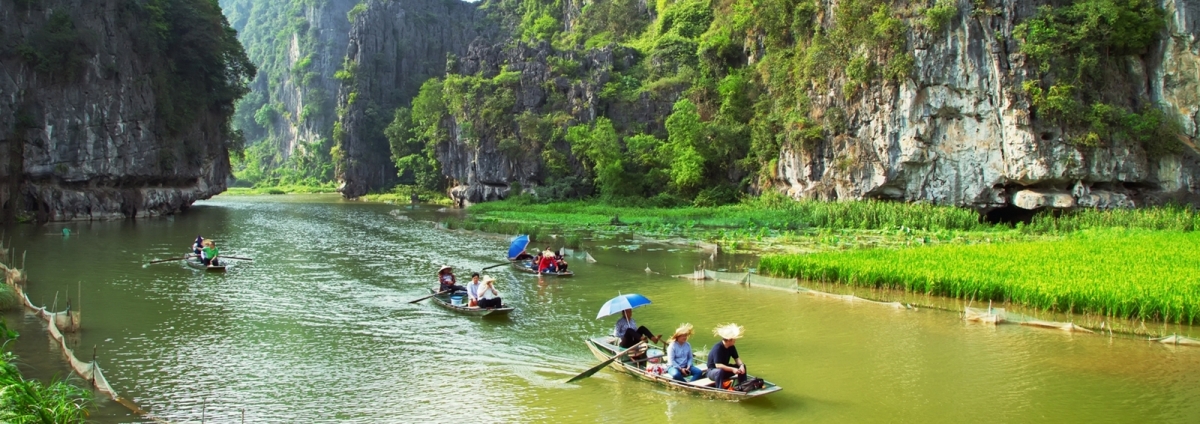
xmin=437 ymin=265 xmax=453 ymax=273
xmin=673 ymin=323 xmax=694 ymax=340
xmin=482 ymin=276 xmax=496 ymax=284
xmin=713 ymin=323 xmax=744 ymax=340
xmin=543 ymin=249 xmax=555 ymax=256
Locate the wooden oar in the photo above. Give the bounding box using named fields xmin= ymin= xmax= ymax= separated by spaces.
xmin=408 ymin=290 xmax=449 ymax=304
xmin=222 ymin=256 xmax=254 ymax=261
xmin=566 ymin=342 xmax=647 ymax=383
xmin=480 ymin=262 xmax=510 ymax=271
xmin=146 ymin=257 xmax=188 ymax=265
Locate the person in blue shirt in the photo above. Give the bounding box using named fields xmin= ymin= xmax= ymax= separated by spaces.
xmin=706 ymin=323 xmax=747 ymax=390
xmin=666 ymin=323 xmax=702 ymax=382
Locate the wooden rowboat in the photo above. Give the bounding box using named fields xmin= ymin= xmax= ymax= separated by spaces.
xmin=584 ymin=336 xmax=781 ymax=400
xmin=510 ymin=260 xmax=574 ymax=277
xmin=426 ymin=289 xmax=513 ymax=317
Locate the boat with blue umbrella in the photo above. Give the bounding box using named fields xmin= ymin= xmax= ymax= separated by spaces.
xmin=577 ymin=293 xmax=782 ymax=400
xmin=508 ymin=235 xmax=574 ymax=276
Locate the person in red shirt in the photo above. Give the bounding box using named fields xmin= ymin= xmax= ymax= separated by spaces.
xmin=537 ymin=249 xmax=557 ymax=275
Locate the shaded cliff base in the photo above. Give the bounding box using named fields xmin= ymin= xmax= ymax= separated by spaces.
xmin=2 ymin=180 xmax=225 ymax=222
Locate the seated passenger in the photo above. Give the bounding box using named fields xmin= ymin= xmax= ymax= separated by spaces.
xmin=477 ymin=276 xmax=503 ymax=308
xmin=555 ymin=251 xmax=568 ymax=272
xmin=538 ymin=249 xmax=557 ymax=274
xmin=192 ymin=235 xmax=204 ymax=256
xmin=465 ymin=272 xmax=483 ymax=307
xmin=201 ymin=240 xmax=220 ymax=266
xmin=666 ymin=323 xmax=702 ymax=382
xmin=706 ymin=323 xmax=748 ymax=390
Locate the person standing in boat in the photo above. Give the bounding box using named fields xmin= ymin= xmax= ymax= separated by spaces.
xmin=666 ymin=323 xmax=702 ymax=382
xmin=465 ymin=272 xmax=483 ymax=307
xmin=614 ymin=309 xmax=662 ymax=350
xmin=201 ymin=240 xmax=220 ymax=266
xmin=437 ymin=266 xmax=466 ymax=294
xmin=477 ymin=276 xmax=502 ymax=308
xmin=706 ymin=323 xmax=747 ymax=390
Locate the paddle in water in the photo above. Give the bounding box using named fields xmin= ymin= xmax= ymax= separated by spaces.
xmin=143 ymin=257 xmax=188 ymax=267
xmin=566 ymin=342 xmax=647 ymax=383
xmin=408 ymin=290 xmax=449 ymax=304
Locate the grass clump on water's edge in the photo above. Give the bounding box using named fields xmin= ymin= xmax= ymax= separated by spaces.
xmin=759 ymin=230 xmax=1200 ymax=324
xmin=0 ymin=321 xmax=91 ymax=422
xmin=360 ymin=185 xmax=453 ymax=206
xmin=221 ymin=182 xmax=339 ymax=195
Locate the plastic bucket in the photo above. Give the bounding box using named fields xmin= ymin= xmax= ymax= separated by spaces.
xmin=450 ymin=295 xmax=464 ymax=306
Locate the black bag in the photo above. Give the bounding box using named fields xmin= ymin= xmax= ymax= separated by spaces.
xmin=734 ymin=377 xmax=764 ymax=392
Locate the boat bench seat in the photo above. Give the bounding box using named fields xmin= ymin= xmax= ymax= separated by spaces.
xmin=684 ymin=378 xmax=716 ymax=387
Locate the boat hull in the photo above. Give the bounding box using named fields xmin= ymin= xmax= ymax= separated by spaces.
xmin=510 ymin=261 xmax=574 ymax=277
xmin=185 ymin=258 xmax=226 ymax=272
xmin=427 ymin=289 xmax=513 ymax=317
xmin=583 ymin=337 xmax=781 ymax=400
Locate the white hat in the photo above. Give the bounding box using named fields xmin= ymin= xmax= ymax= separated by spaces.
xmin=713 ymin=323 xmax=744 ymax=340
xmin=437 ymin=265 xmax=453 ymax=274
xmin=482 ymin=276 xmax=496 ymax=284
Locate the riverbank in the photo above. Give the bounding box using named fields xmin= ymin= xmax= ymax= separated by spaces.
xmin=759 ymin=229 xmax=1200 ymax=325
xmin=456 ymin=196 xmax=1200 ymax=325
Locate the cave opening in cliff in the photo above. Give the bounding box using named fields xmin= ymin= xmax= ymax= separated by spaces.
xmin=983 ymin=205 xmax=1044 ymax=225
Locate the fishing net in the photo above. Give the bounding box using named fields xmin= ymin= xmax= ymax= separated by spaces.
xmin=963 ymin=306 xmax=1094 ymax=333
xmin=674 ymin=269 xmax=907 ymax=308
xmin=1 ymin=260 xmax=159 ymax=421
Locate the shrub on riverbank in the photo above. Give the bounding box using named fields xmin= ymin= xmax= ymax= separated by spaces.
xmin=0 ymin=322 xmax=91 ymax=423
xmin=223 ymin=182 xmax=338 ymax=195
xmin=0 ymin=285 xmax=18 ymax=311
xmin=758 ymin=230 xmax=1200 ymax=324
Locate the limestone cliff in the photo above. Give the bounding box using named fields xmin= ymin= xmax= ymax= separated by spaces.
xmin=222 ymin=0 xmax=356 ymax=174
xmin=334 ymin=0 xmax=490 ymax=197
xmin=773 ymin=0 xmax=1200 ymax=212
xmin=0 ymin=0 xmax=251 ymax=221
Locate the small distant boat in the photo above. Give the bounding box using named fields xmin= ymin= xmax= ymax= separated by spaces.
xmin=184 ymin=255 xmax=226 ymax=272
xmin=426 ymin=289 xmax=513 ymax=317
xmin=584 ymin=336 xmax=781 ymax=400
xmin=510 ymin=260 xmax=574 ymax=277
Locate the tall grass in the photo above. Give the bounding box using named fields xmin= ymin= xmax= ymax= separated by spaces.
xmin=1025 ymin=204 xmax=1200 ymax=233
xmin=0 ymin=321 xmax=91 ymax=423
xmin=0 ymin=285 xmax=18 ymax=311
xmin=759 ymin=230 xmax=1200 ymax=324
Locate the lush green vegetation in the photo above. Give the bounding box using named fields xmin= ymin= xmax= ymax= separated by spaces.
xmin=1014 ymin=0 xmax=1179 ymax=155
xmin=0 ymin=321 xmax=91 ymax=423
xmin=222 ymin=182 xmax=338 ymax=195
xmin=360 ymin=185 xmax=453 ymax=205
xmin=759 ymin=230 xmax=1200 ymax=324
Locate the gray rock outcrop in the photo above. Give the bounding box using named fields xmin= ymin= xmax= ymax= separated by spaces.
xmin=0 ymin=0 xmax=239 ymax=221
xmin=773 ymin=0 xmax=1200 ymax=211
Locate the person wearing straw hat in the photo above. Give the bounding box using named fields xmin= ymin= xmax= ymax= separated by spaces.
xmin=706 ymin=323 xmax=747 ymax=390
xmin=537 ymin=249 xmax=558 ymax=275
xmin=437 ymin=265 xmax=466 ymax=294
xmin=201 ymin=239 xmax=220 ymax=266
xmin=666 ymin=323 xmax=702 ymax=382
xmin=477 ymin=276 xmax=503 ymax=308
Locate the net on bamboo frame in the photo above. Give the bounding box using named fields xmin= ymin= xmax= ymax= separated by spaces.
xmin=963 ymin=305 xmax=1095 ymax=333
xmin=675 ymin=269 xmax=908 ymax=308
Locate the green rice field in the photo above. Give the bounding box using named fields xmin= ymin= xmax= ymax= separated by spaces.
xmin=758 ymin=230 xmax=1200 ymax=324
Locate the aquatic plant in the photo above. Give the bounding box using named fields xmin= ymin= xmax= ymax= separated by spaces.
xmin=759 ymin=230 xmax=1200 ymax=324
xmin=0 ymin=321 xmax=91 ymax=423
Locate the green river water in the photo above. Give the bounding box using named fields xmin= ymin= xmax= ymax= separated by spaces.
xmin=6 ymin=195 xmax=1200 ymax=423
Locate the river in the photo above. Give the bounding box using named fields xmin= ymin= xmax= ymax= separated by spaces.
xmin=7 ymin=195 xmax=1200 ymax=423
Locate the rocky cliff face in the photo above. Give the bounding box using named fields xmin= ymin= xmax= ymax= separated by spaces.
xmin=773 ymin=0 xmax=1200 ymax=212
xmin=223 ymin=0 xmax=356 ymax=161
xmin=0 ymin=0 xmax=242 ymax=221
xmin=335 ymin=0 xmax=490 ymax=197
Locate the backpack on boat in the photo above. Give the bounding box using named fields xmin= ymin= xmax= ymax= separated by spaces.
xmin=733 ymin=378 xmax=764 ymax=392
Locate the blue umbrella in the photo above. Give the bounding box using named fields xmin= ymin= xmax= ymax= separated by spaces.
xmin=507 ymin=235 xmax=530 ymax=260
xmin=596 ymin=293 xmax=652 ymax=319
